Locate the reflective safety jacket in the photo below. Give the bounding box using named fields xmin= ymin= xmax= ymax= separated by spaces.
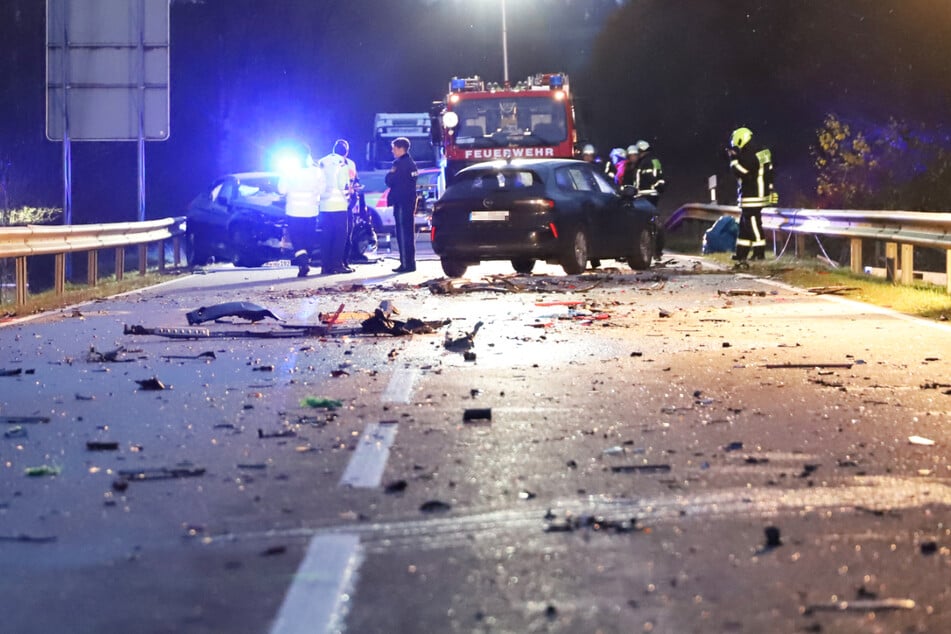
xmin=317 ymin=153 xmax=352 ymax=212
xmin=730 ymin=145 xmax=778 ymax=208
xmin=278 ymin=165 xmax=324 ymax=218
xmin=630 ymin=152 xmax=665 ymax=199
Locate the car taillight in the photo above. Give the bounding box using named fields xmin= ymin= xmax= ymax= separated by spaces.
xmin=549 ymin=222 xmax=558 ymax=239
xmin=430 ymin=226 xmax=436 ymax=242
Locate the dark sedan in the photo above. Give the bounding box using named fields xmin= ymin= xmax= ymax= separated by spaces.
xmin=185 ymin=172 xmax=289 ymax=267
xmin=430 ymin=159 xmax=657 ymax=277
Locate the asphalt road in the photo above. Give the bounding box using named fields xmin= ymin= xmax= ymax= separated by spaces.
xmin=1 ymin=245 xmax=950 ymax=634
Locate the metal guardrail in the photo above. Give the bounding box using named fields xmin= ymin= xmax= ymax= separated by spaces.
xmin=0 ymin=216 xmax=187 ymax=307
xmin=667 ymin=203 xmax=951 ymax=293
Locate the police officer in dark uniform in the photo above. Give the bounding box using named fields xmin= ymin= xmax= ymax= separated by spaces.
xmin=385 ymin=136 xmax=419 ymax=273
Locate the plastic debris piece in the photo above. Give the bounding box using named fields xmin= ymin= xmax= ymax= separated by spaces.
xmin=87 ymin=346 xmax=136 ymax=363
xmin=135 ymin=377 xmax=167 ymax=391
xmin=765 ymin=362 xmax=853 ymax=369
xmin=518 ymin=490 xmax=536 ymax=500
xmin=463 ymin=351 xmax=477 ymax=362
xmin=300 ymin=396 xmax=343 ymax=410
xmin=0 ymin=534 xmax=58 ymax=543
xmin=186 ymin=301 xmax=284 ymax=325
xmin=444 ymin=321 xmax=483 ymax=352
xmin=723 ymin=441 xmax=744 ymax=452
xmin=920 ymin=541 xmax=938 ymax=555
xmin=384 ymin=480 xmax=408 ymax=494
xmin=4 ymin=426 xmax=27 ymax=439
xmin=1 ymin=416 xmax=50 ymax=425
xmin=86 ymin=441 xmax=119 ymax=451
xmin=261 ymin=545 xmax=287 ymax=557
xmin=0 ymin=368 xmax=23 ymax=377
xmin=161 ymin=351 xmax=217 ymax=360
xmin=908 ymin=435 xmax=936 ymax=446
xmin=764 ymin=526 xmax=782 ymax=548
xmin=25 ymin=465 xmax=61 ymax=477
xmin=252 ymin=364 xmax=275 ymax=372
xmin=420 ymin=500 xmax=452 ymax=513
xmin=805 ymin=598 xmax=915 ymax=614
xmin=116 ymin=466 xmax=206 ymax=481
xmin=718 ymin=289 xmax=767 ymax=297
xmin=258 ymin=428 xmax=297 ymax=439
xmin=610 ymin=464 xmax=671 ymax=474
xmin=463 ymin=408 xmax=492 ymax=422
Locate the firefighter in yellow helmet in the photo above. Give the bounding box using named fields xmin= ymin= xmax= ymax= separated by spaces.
xmin=726 ymin=127 xmax=777 ymax=263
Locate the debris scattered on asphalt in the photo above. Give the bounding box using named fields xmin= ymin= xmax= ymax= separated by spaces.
xmin=445 ymin=321 xmax=483 ymax=352
xmin=806 ymin=285 xmax=859 ymax=295
xmin=161 ymin=351 xmax=217 ymax=361
xmin=920 ymin=540 xmax=938 ymax=555
xmin=237 ymin=463 xmax=267 ymax=470
xmin=764 ymin=526 xmax=782 ymax=548
xmin=258 ymin=428 xmax=297 ymax=439
xmin=86 ymin=441 xmax=119 ymax=451
xmin=87 ymin=346 xmax=138 ymax=363
xmin=518 ymin=490 xmax=537 ymax=500
xmin=260 ymin=545 xmax=287 ymax=557
xmin=135 ymin=377 xmax=167 ymax=391
xmin=804 ymin=598 xmax=915 ymax=614
xmin=765 ymin=362 xmax=854 ymax=369
xmin=4 ymin=426 xmax=27 ymax=439
xmin=186 ymin=301 xmax=284 ymax=325
xmin=252 ymin=364 xmax=275 ymax=372
xmin=610 ymin=464 xmax=671 ymax=474
xmin=723 ymin=441 xmax=744 ymax=452
xmin=116 ymin=466 xmax=206 ymax=481
xmin=420 ymin=500 xmax=452 ymax=513
xmin=1 ymin=416 xmax=50 ymax=425
xmin=384 ymin=479 xmax=408 ymax=494
xmin=908 ymin=435 xmax=936 ymax=446
xmin=1 ymin=367 xmax=35 ymax=376
xmin=463 ymin=408 xmax=492 ymax=423
xmin=717 ymin=289 xmax=767 ymax=297
xmin=300 ymin=396 xmax=343 ymax=410
xmin=544 ymin=511 xmax=642 ymax=534
xmin=24 ymin=465 xmax=61 ymax=477
xmin=0 ymin=534 xmax=58 ymax=543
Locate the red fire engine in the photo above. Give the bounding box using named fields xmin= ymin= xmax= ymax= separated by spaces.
xmin=430 ymin=73 xmax=578 ymax=184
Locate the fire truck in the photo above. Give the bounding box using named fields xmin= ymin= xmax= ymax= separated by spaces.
xmin=366 ymin=112 xmax=437 ymax=170
xmin=430 ymin=72 xmax=578 ymax=184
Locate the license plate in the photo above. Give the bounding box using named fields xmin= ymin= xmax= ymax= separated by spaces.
xmin=469 ymin=210 xmax=509 ymax=221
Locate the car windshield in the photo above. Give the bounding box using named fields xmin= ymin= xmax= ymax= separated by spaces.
xmin=451 ymin=95 xmax=568 ymax=148
xmin=446 ymin=168 xmax=544 ymax=197
xmin=237 ymin=175 xmax=282 ymax=197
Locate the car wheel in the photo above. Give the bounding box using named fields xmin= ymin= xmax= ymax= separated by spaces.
xmin=229 ymin=224 xmax=266 ymax=268
xmin=560 ymin=228 xmax=588 ymax=275
xmin=627 ymin=227 xmax=653 ymax=270
xmin=186 ymin=231 xmax=213 ymax=268
xmin=511 ymin=258 xmax=535 ymax=274
xmin=441 ymin=258 xmax=469 ymax=278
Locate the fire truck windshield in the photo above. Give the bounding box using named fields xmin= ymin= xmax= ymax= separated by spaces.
xmin=451 ymin=95 xmax=568 ymax=148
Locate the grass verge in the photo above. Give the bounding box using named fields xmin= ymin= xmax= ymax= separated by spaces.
xmin=704 ymin=253 xmax=951 ymax=322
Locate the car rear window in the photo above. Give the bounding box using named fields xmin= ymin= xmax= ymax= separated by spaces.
xmin=448 ymin=169 xmax=542 ymax=196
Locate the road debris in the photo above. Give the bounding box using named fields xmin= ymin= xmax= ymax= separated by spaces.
xmin=908 ymin=435 xmax=936 ymax=446
xmin=0 ymin=534 xmax=58 ymax=543
xmin=717 ymin=289 xmax=767 ymax=297
xmin=4 ymin=426 xmax=27 ymax=439
xmin=161 ymin=351 xmax=217 ymax=361
xmin=420 ymin=500 xmax=452 ymax=513
xmin=610 ymin=464 xmax=671 ymax=474
xmin=804 ymin=598 xmax=915 ymax=614
xmin=445 ymin=321 xmax=483 ymax=352
xmin=807 ymin=285 xmax=859 ymax=295
xmin=764 ymin=526 xmax=782 ymax=548
xmin=1 ymin=416 xmax=50 ymax=425
xmin=87 ymin=346 xmax=139 ymax=363
xmin=135 ymin=377 xmax=167 ymax=391
xmin=765 ymin=362 xmax=853 ymax=369
xmin=1 ymin=367 xmax=35 ymax=376
xmin=186 ymin=301 xmax=284 ymax=325
xmin=384 ymin=479 xmax=408 ymax=494
xmin=24 ymin=465 xmax=61 ymax=477
xmin=116 ymin=466 xmax=206 ymax=481
xmin=544 ymin=511 xmax=642 ymax=534
xmin=300 ymin=396 xmax=343 ymax=410
xmin=463 ymin=408 xmax=492 ymax=423
xmin=86 ymin=441 xmax=120 ymax=451
xmin=258 ymin=428 xmax=297 ymax=439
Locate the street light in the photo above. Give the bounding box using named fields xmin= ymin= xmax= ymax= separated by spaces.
xmin=501 ymin=0 xmax=509 ymax=85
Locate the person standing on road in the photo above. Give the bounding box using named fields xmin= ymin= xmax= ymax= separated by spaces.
xmin=727 ymin=126 xmax=777 ymax=263
xmin=332 ymin=139 xmax=358 ymax=267
xmin=278 ymin=144 xmax=324 ymax=278
xmin=627 ymin=139 xmax=667 ymax=260
xmin=386 ymin=136 xmax=419 ymax=273
xmin=317 ymin=140 xmax=354 ymax=274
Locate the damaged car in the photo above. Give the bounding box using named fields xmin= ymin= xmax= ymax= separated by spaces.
xmin=430 ymin=158 xmax=657 ymax=277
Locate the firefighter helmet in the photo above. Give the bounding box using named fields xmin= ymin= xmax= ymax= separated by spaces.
xmin=582 ymin=144 xmax=596 ymax=156
xmin=730 ymin=127 xmax=753 ymax=149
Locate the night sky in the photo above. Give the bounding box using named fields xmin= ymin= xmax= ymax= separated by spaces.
xmin=1 ymin=0 xmax=950 ymax=224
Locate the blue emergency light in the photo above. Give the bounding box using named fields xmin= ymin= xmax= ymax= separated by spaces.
xmin=549 ymin=74 xmax=564 ymax=88
xmin=450 ymin=77 xmax=467 ymax=92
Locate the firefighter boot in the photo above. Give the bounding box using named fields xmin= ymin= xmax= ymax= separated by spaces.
xmin=294 ymin=250 xmax=310 ymax=278
xmin=751 ymin=246 xmax=766 ymax=260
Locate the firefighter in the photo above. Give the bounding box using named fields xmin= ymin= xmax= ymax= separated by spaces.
xmin=278 ymin=144 xmax=324 ymax=278
xmin=580 ymin=144 xmax=598 ymax=164
xmin=316 ymin=140 xmax=354 ymax=275
xmin=330 ymin=139 xmax=358 ymax=267
xmin=625 ymin=140 xmax=667 ymax=260
xmin=726 ymin=127 xmax=777 ymax=262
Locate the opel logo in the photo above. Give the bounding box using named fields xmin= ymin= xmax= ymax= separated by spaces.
xmin=483 ymin=198 xmax=494 ymax=209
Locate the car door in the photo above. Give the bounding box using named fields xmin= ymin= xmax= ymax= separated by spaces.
xmin=554 ymin=164 xmax=621 ymax=256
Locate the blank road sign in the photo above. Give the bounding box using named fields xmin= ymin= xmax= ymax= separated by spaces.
xmin=46 ymin=0 xmax=170 ymax=141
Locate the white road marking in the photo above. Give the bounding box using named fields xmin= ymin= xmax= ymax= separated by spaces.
xmin=339 ymin=422 xmax=398 ymax=488
xmin=381 ymin=367 xmax=419 ymax=403
xmin=268 ymin=534 xmax=363 ymax=634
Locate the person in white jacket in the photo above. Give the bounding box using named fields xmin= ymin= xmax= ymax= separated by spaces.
xmin=278 ymin=144 xmax=324 ymax=277
xmin=316 ymin=140 xmax=354 ymax=274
